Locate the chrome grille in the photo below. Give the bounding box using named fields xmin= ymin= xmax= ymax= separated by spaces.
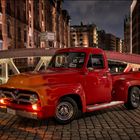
xmin=0 ymin=88 xmax=38 ymax=105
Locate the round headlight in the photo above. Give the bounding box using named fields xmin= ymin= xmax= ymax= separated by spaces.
xmin=29 ymin=94 xmax=38 ymax=104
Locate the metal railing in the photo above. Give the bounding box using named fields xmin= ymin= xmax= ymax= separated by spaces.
xmin=0 ymin=48 xmax=140 ymax=84
xmin=0 ymin=48 xmax=57 ymax=84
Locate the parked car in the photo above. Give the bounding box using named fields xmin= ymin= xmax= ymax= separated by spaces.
xmin=0 ymin=47 xmax=140 ymax=124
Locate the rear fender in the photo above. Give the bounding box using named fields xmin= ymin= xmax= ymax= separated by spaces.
xmin=112 ymin=79 xmax=140 ymax=102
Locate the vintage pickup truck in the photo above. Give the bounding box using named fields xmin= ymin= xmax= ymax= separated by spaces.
xmin=0 ymin=47 xmax=140 ymax=124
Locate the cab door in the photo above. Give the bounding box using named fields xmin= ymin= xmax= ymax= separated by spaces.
xmin=85 ymin=54 xmax=112 ymax=105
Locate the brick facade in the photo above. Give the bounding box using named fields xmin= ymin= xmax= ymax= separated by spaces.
xmin=0 ymin=0 xmax=70 ymax=51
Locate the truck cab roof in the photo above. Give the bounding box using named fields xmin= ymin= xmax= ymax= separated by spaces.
xmin=56 ymin=47 xmax=104 ymax=55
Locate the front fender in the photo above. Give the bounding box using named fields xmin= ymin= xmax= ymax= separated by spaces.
xmin=36 ymin=83 xmax=86 ymax=115
xmin=112 ymin=79 xmax=140 ymax=102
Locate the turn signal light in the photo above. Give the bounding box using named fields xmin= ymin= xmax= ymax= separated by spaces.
xmin=32 ymin=104 xmax=38 ymax=111
xmin=0 ymin=99 xmax=5 ymax=104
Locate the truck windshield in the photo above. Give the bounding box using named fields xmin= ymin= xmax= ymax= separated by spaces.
xmin=48 ymin=52 xmax=86 ymax=68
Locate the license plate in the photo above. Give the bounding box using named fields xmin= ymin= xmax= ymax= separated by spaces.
xmin=7 ymin=108 xmax=16 ymax=115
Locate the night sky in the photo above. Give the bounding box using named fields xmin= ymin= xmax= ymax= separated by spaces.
xmin=63 ymin=0 xmax=132 ymax=39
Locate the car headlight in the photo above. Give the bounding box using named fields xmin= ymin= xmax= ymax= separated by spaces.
xmin=29 ymin=94 xmax=38 ymax=104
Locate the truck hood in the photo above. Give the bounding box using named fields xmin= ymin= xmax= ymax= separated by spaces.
xmin=6 ymin=69 xmax=82 ymax=87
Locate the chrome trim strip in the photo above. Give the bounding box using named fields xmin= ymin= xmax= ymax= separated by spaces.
xmin=87 ymin=101 xmax=124 ymax=111
xmin=3 ymin=91 xmax=16 ymax=99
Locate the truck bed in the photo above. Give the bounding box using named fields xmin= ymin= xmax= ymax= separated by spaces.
xmin=111 ymin=71 xmax=140 ymax=82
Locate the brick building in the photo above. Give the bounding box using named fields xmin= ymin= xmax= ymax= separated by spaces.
xmin=70 ymin=23 xmax=98 ymax=48
xmin=0 ymin=0 xmax=70 ymax=51
xmin=70 ymin=22 xmax=123 ymax=52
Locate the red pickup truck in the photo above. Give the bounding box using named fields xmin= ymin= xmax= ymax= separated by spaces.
xmin=0 ymin=47 xmax=140 ymax=124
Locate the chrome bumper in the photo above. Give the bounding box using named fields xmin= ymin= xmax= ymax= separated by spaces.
xmin=0 ymin=107 xmax=37 ymax=119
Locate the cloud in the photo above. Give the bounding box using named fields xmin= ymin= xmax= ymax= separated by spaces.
xmin=63 ymin=0 xmax=131 ymax=38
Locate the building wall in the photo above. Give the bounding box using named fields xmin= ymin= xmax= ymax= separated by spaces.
xmin=0 ymin=0 xmax=70 ymax=51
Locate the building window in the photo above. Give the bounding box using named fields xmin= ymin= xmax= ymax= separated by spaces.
xmin=0 ymin=0 xmax=2 ymax=13
xmin=0 ymin=40 xmax=2 ymax=50
xmin=0 ymin=14 xmax=2 ymax=24
xmin=17 ymin=6 xmax=20 ymax=20
xmin=0 ymin=24 xmax=2 ymax=38
xmin=18 ymin=27 xmax=21 ymax=41
xmin=6 ymin=1 xmax=11 ymax=14
xmin=7 ymin=21 xmax=11 ymax=38
xmin=42 ymin=2 xmax=44 ymax=9
xmin=29 ymin=37 xmax=32 ymax=47
xmin=24 ymin=30 xmax=27 ymax=42
xmin=23 ymin=2 xmax=26 ymax=23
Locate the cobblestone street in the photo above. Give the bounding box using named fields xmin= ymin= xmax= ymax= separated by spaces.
xmin=0 ymin=105 xmax=140 ymax=140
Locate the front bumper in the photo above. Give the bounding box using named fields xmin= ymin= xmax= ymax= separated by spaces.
xmin=0 ymin=104 xmax=55 ymax=120
xmin=0 ymin=106 xmax=37 ymax=119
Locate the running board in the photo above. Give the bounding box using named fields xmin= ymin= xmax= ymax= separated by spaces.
xmin=87 ymin=101 xmax=124 ymax=112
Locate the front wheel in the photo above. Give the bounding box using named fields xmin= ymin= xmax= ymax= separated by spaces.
xmin=55 ymin=97 xmax=78 ymax=124
xmin=124 ymin=86 xmax=140 ymax=109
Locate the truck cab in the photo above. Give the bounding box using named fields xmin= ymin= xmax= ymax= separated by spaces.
xmin=48 ymin=47 xmax=112 ymax=104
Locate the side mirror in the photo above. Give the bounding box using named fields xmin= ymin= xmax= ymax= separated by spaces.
xmin=88 ymin=67 xmax=94 ymax=71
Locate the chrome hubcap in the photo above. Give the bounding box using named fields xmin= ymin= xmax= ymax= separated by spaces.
xmin=131 ymin=91 xmax=140 ymax=107
xmin=56 ymin=102 xmax=73 ymax=121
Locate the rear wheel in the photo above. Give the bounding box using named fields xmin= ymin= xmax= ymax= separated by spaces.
xmin=55 ymin=97 xmax=79 ymax=124
xmin=124 ymin=86 xmax=140 ymax=109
